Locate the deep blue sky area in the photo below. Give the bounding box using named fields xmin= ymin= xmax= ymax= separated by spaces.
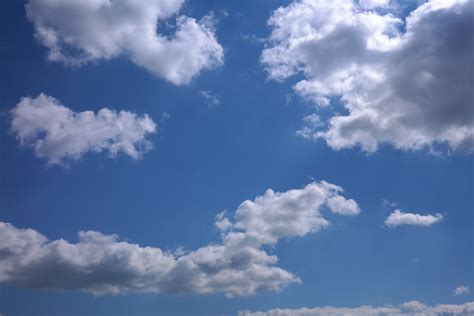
xmin=0 ymin=0 xmax=473 ymax=315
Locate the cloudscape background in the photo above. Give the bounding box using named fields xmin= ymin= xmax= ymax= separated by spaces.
xmin=0 ymin=0 xmax=472 ymax=315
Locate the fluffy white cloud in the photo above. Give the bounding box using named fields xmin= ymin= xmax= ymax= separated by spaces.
xmin=10 ymin=93 xmax=156 ymax=166
xmin=455 ymin=285 xmax=470 ymax=296
xmin=233 ymin=181 xmax=360 ymax=245
xmin=0 ymin=181 xmax=359 ymax=296
xmin=26 ymin=0 xmax=224 ymax=85
xmin=326 ymin=194 xmax=360 ymax=215
xmin=262 ymin=0 xmax=474 ymax=153
xmin=239 ymin=301 xmax=474 ymax=316
xmin=384 ymin=209 xmax=443 ymax=227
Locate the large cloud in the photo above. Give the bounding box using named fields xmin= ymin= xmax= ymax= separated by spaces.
xmin=239 ymin=301 xmax=474 ymax=316
xmin=0 ymin=182 xmax=359 ymax=297
xmin=262 ymin=0 xmax=474 ymax=153
xmin=10 ymin=93 xmax=156 ymax=166
xmin=26 ymin=0 xmax=224 ymax=85
xmin=384 ymin=209 xmax=443 ymax=227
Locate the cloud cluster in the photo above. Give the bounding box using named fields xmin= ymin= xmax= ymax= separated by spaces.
xmin=384 ymin=209 xmax=443 ymax=227
xmin=262 ymin=0 xmax=474 ymax=153
xmin=0 ymin=182 xmax=359 ymax=297
xmin=239 ymin=301 xmax=474 ymax=316
xmin=10 ymin=94 xmax=156 ymax=166
xmin=26 ymin=0 xmax=224 ymax=85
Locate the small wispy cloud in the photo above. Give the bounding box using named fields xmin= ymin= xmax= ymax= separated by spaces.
xmin=454 ymin=285 xmax=470 ymax=296
xmin=199 ymin=90 xmax=221 ymax=108
xmin=296 ymin=114 xmax=324 ymax=139
xmin=383 ymin=199 xmax=398 ymax=208
xmin=161 ymin=112 xmax=171 ymax=123
xmin=241 ymin=34 xmax=266 ymax=45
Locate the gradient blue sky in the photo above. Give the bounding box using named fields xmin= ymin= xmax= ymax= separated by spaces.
xmin=0 ymin=0 xmax=473 ymax=315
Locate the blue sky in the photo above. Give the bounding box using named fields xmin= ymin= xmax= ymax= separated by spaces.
xmin=0 ymin=0 xmax=473 ymax=315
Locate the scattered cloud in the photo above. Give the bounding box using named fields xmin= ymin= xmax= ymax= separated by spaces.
xmin=10 ymin=93 xmax=156 ymax=166
xmin=296 ymin=114 xmax=324 ymax=139
xmin=358 ymin=0 xmax=392 ymax=10
xmin=383 ymin=199 xmax=398 ymax=208
xmin=385 ymin=209 xmax=443 ymax=227
xmin=455 ymin=285 xmax=470 ymax=296
xmin=241 ymin=34 xmax=266 ymax=45
xmin=161 ymin=112 xmax=171 ymax=122
xmin=262 ymin=0 xmax=474 ymax=153
xmin=0 ymin=181 xmax=360 ymax=297
xmin=286 ymin=93 xmax=293 ymax=105
xmin=26 ymin=0 xmax=224 ymax=85
xmin=199 ymin=90 xmax=221 ymax=108
xmin=239 ymin=301 xmax=474 ymax=316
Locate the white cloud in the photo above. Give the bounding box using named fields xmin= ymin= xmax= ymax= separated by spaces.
xmin=384 ymin=209 xmax=443 ymax=227
xmin=10 ymin=93 xmax=156 ymax=166
xmin=233 ymin=181 xmax=359 ymax=245
xmin=215 ymin=210 xmax=232 ymax=232
xmin=455 ymin=285 xmax=470 ymax=296
xmin=26 ymin=0 xmax=224 ymax=85
xmin=0 ymin=181 xmax=360 ymax=297
xmin=383 ymin=199 xmax=398 ymax=208
xmin=239 ymin=301 xmax=474 ymax=316
xmin=199 ymin=90 xmax=221 ymax=108
xmin=358 ymin=0 xmax=391 ymax=9
xmin=262 ymin=0 xmax=474 ymax=153
xmin=241 ymin=34 xmax=267 ymax=45
xmin=326 ymin=195 xmax=360 ymax=215
xmin=161 ymin=112 xmax=171 ymax=122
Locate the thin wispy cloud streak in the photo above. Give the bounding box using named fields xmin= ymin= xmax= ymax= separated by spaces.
xmin=199 ymin=90 xmax=221 ymax=108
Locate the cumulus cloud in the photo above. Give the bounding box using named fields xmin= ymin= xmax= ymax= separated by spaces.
xmin=0 ymin=181 xmax=359 ymax=297
xmin=262 ymin=0 xmax=474 ymax=153
xmin=239 ymin=301 xmax=474 ymax=316
xmin=326 ymin=195 xmax=360 ymax=215
xmin=455 ymin=285 xmax=470 ymax=296
xmin=10 ymin=93 xmax=156 ymax=166
xmin=26 ymin=0 xmax=224 ymax=85
xmin=233 ymin=181 xmax=360 ymax=245
xmin=384 ymin=209 xmax=443 ymax=227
